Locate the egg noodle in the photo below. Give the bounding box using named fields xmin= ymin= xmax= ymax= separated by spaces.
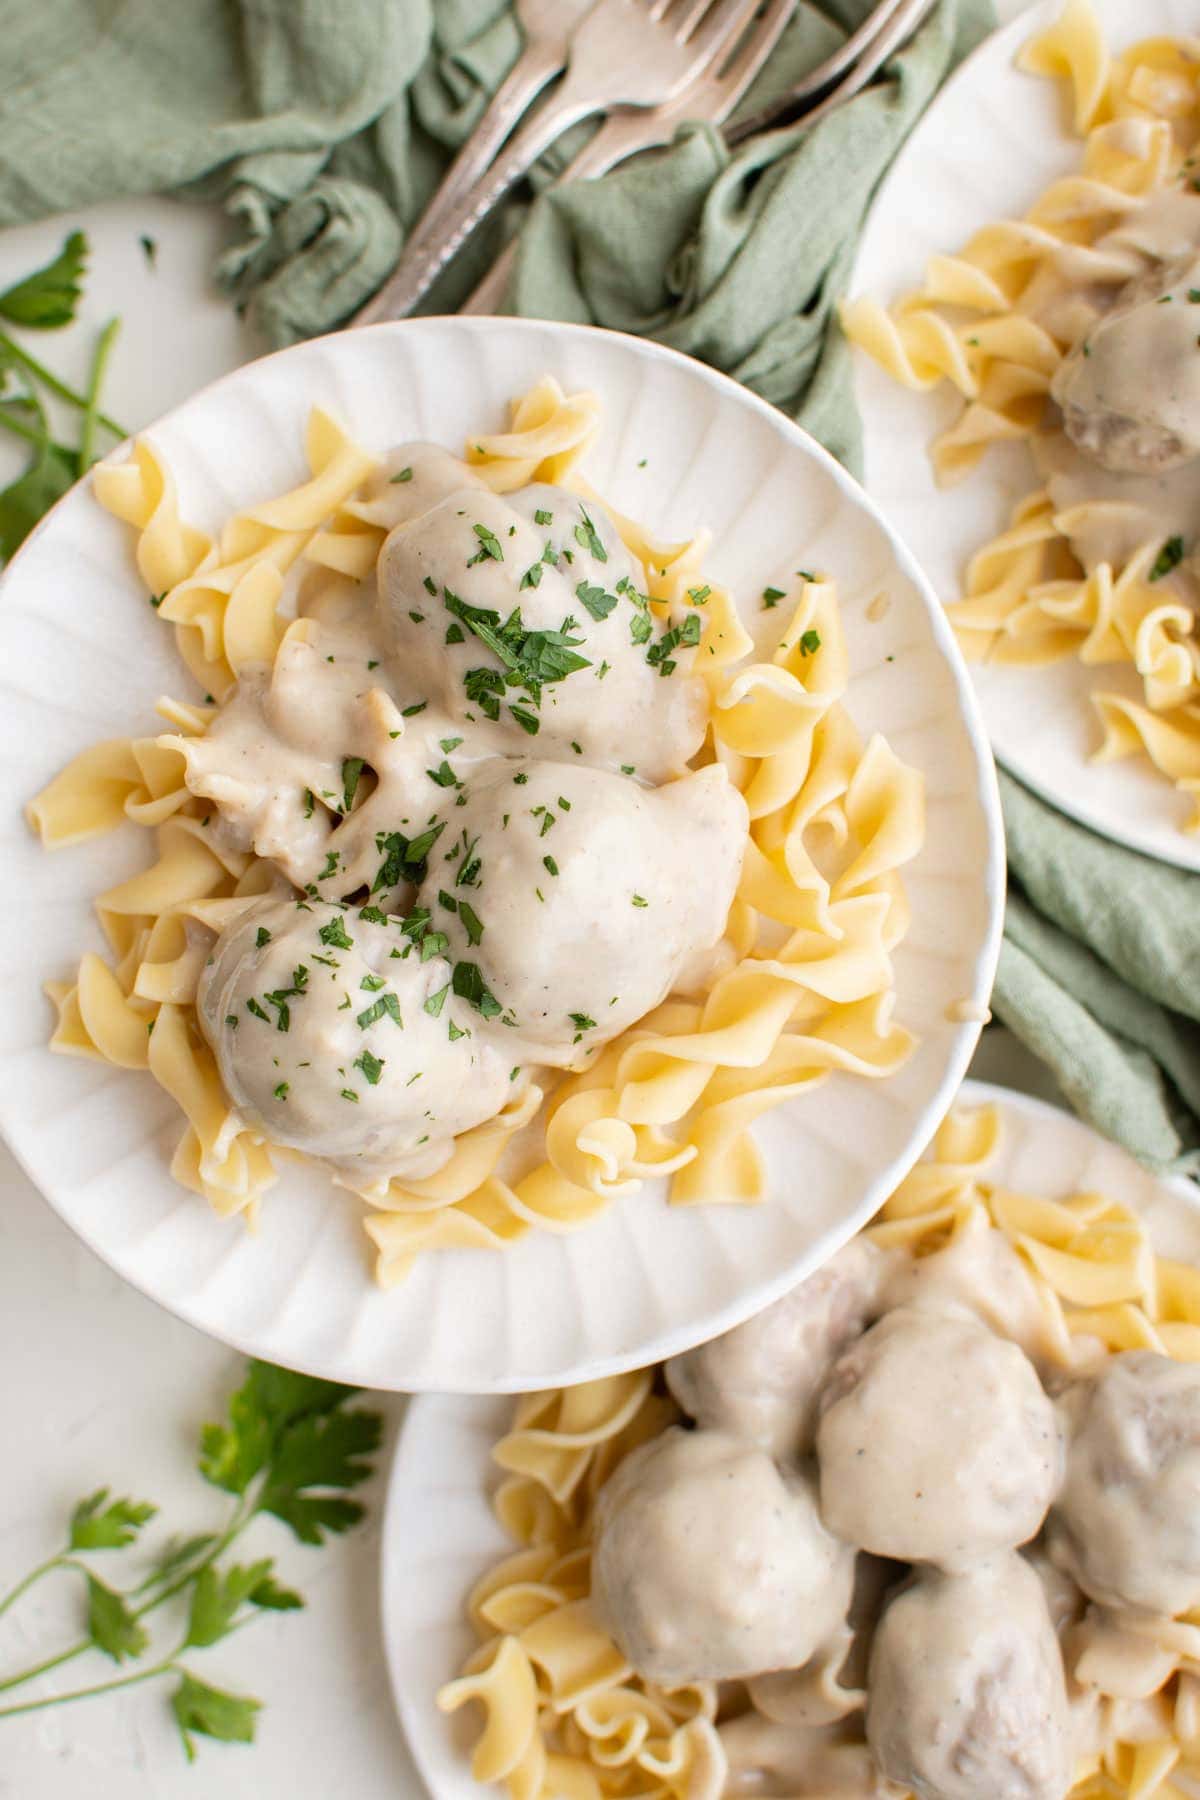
xmin=27 ymin=380 xmax=923 ymax=1281
xmin=439 ymin=1101 xmax=1200 ymax=1800
xmin=842 ymin=0 xmax=1200 ymax=830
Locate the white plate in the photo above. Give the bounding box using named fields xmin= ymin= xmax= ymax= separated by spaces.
xmin=850 ymin=0 xmax=1200 ymax=871
xmin=0 ymin=316 xmax=1001 ymax=1391
xmin=381 ymin=1077 xmax=1200 ymax=1800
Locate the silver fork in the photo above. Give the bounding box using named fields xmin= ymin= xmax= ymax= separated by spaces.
xmin=400 ymin=0 xmax=595 ymax=266
xmin=354 ymin=0 xmax=766 ymax=326
xmin=462 ymin=0 xmax=796 ymax=315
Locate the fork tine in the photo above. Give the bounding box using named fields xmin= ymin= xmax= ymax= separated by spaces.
xmin=683 ymin=0 xmax=771 ymax=56
xmin=711 ymin=0 xmax=795 ymax=95
xmin=658 ymin=0 xmax=717 ymax=35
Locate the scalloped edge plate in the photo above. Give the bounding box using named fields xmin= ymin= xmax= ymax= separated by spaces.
xmin=381 ymin=1077 xmax=1200 ymax=1800
xmin=850 ymin=0 xmax=1200 ymax=870
xmin=0 ymin=317 xmax=1000 ymax=1391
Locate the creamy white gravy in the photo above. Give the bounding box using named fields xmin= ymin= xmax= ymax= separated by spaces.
xmin=590 ymin=1224 xmax=1200 ymax=1800
xmin=174 ymin=444 xmax=747 ymax=1176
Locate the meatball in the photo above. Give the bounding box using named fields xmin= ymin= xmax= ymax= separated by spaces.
xmin=591 ymin=1427 xmax=855 ymax=1686
xmin=1051 ymin=251 xmax=1200 ymax=476
xmin=197 ymin=896 xmax=514 ymax=1172
xmin=816 ymin=1309 xmax=1061 ymax=1569
xmin=1048 ymin=1351 xmax=1200 ymax=1615
xmin=377 ymin=484 xmax=707 ymax=780
xmin=420 ymin=758 xmax=746 ymax=1068
xmin=880 ymin=1214 xmax=1061 ymax=1368
xmin=867 ymin=1556 xmax=1073 ymax=1800
xmin=666 ymin=1238 xmax=886 ymax=1457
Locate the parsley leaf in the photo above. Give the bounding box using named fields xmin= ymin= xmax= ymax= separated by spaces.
xmin=1149 ymin=535 xmax=1184 ymax=582
xmin=341 ymin=756 xmax=365 ymax=813
xmin=576 ymin=580 xmax=617 ymax=620
xmin=171 ymin=1671 xmax=262 ymax=1762
xmin=574 ymin=506 xmax=608 ymax=562
xmin=87 ymin=1574 xmax=149 ymax=1663
xmin=69 ymin=1490 xmax=157 ymax=1551
xmin=0 ymin=229 xmax=88 ymax=328
xmin=452 ymin=961 xmax=502 ymax=1019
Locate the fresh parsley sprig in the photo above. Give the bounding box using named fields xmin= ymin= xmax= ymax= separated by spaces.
xmin=0 ymin=1360 xmax=382 ymax=1760
xmin=0 ymin=231 xmax=130 ymax=564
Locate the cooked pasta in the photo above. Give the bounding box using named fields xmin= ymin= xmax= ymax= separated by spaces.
xmin=441 ymin=1100 xmax=1200 ymax=1800
xmin=842 ymin=0 xmax=1200 ymax=830
xmin=29 ymin=379 xmax=923 ymax=1281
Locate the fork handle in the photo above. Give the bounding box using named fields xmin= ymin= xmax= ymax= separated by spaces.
xmin=399 ymin=48 xmax=565 ymax=265
xmin=356 ymin=91 xmax=596 ymax=325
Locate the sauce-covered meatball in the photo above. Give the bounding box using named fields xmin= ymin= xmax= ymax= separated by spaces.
xmin=867 ymin=1556 xmax=1073 ymax=1800
xmin=197 ymin=896 xmax=514 ymax=1173
xmin=378 ymin=484 xmax=707 ymax=780
xmin=816 ymin=1309 xmax=1061 ymax=1568
xmin=666 ymin=1238 xmax=886 ymax=1457
xmin=1048 ymin=1350 xmax=1200 ymax=1615
xmin=592 ymin=1427 xmax=855 ymax=1686
xmin=422 ymin=759 xmax=746 ymax=1068
xmin=1051 ymin=251 xmax=1200 ymax=476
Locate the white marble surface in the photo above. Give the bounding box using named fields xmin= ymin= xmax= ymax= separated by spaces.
xmin=0 ymin=195 xmax=420 ymax=1798
xmin=0 ymin=73 xmax=1053 ymax=1795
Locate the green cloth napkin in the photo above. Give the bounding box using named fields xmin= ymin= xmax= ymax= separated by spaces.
xmin=7 ymin=0 xmax=1194 ymax=1179
xmin=0 ymin=0 xmax=991 ymax=472
xmin=994 ymin=773 xmax=1200 ymax=1176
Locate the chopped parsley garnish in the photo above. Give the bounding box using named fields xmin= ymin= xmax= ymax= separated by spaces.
xmin=318 ymin=851 xmax=340 ymax=882
xmin=454 ymin=832 xmax=482 ymax=888
xmin=762 ymin=586 xmax=785 ymax=607
xmin=427 ymin=759 xmax=461 ymax=789
xmin=358 ymin=905 xmax=389 ymax=925
xmin=568 ymin=1012 xmax=596 ymax=1031
xmin=519 ymin=561 xmax=543 ymax=590
xmin=319 ymin=915 xmax=354 ymax=950
xmin=341 ymin=756 xmax=365 ymax=813
xmin=340 ymin=1088 xmax=359 ymax=1103
xmin=440 ymin=736 xmax=463 ymax=754
xmin=513 ymin=772 xmax=529 ymax=785
xmin=458 ymin=901 xmax=484 ymax=945
xmin=419 ymin=930 xmax=449 ymax=962
xmin=246 ymin=998 xmax=269 ymax=1023
xmin=468 ymin=522 xmax=504 ymax=565
xmin=356 ymin=992 xmax=402 ymax=1030
xmin=424 ymin=982 xmax=450 ymax=1018
xmin=373 ymin=821 xmax=445 ymax=891
xmin=448 ymin=1019 xmax=469 ymax=1042
xmin=646 ymin=611 xmax=701 ymax=676
xmin=464 ymin=665 xmax=506 ymax=719
xmin=445 ymin=623 xmax=465 ymax=644
xmin=273 ymin=1082 xmax=289 ymax=1100
xmin=390 ymin=466 xmax=414 ymax=483
xmin=576 ymin=579 xmax=617 ymax=620
xmin=360 ymin=974 xmax=385 ymax=991
xmin=354 ymin=1050 xmax=385 ymax=1085
xmin=543 ymin=854 xmax=559 ymax=876
xmin=1149 ymin=536 xmax=1184 ymax=582
xmin=799 ymin=629 xmax=821 ymax=655
xmin=451 ymin=961 xmax=502 ymax=1019
xmin=509 ymin=705 xmax=540 ymax=735
xmin=401 ymin=700 xmax=427 ymax=717
xmin=574 ymin=507 xmax=607 ymax=563
xmin=225 ymin=1014 xmax=239 ymax=1029
xmin=687 ymin=585 xmax=711 ymax=605
xmin=255 ymin=927 xmax=271 ymax=949
xmin=534 ymin=508 xmax=553 ymax=526
xmin=631 ymin=894 xmax=648 ymax=907
xmin=302 ymin=788 xmax=315 ymax=819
